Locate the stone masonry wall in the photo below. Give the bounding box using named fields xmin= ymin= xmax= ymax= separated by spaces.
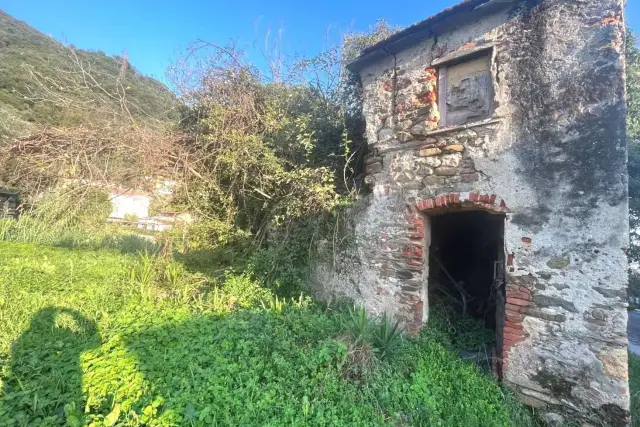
xmin=311 ymin=0 xmax=630 ymax=424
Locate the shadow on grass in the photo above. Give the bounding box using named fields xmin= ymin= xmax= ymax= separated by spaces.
xmin=172 ymin=246 xmax=247 ymax=278
xmin=116 ymin=308 xmax=352 ymax=425
xmin=49 ymin=233 xmax=162 ymax=255
xmin=0 ymin=307 xmax=100 ymax=425
xmin=98 ymin=233 xmax=161 ymax=255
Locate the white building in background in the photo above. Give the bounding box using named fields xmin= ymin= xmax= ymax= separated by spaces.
xmin=109 ymin=191 xmax=151 ymax=220
xmin=108 ymin=180 xmax=177 ymax=220
xmin=107 ymin=185 xmax=178 ymax=232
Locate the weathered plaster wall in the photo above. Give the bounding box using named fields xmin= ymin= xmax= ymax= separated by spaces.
xmin=109 ymin=192 xmax=151 ymax=220
xmin=312 ymin=0 xmax=629 ymax=424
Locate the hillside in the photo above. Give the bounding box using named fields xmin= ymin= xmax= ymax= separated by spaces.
xmin=0 ymin=10 xmax=177 ymax=140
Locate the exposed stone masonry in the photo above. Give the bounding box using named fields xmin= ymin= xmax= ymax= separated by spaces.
xmin=313 ymin=0 xmax=630 ymax=424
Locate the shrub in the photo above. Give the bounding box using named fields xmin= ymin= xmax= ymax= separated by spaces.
xmin=341 ymin=305 xmax=375 ymax=343
xmin=247 ymin=244 xmax=308 ymax=297
xmin=123 ymin=213 xmax=139 ymax=222
xmin=220 ymin=271 xmax=274 ymax=308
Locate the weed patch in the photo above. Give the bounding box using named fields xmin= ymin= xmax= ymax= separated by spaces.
xmin=0 ymin=241 xmax=540 ymax=426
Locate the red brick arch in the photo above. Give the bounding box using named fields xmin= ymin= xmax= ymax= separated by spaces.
xmin=414 ymin=192 xmax=510 ymax=215
xmin=402 ymin=192 xmax=516 ymax=375
xmin=402 ymin=192 xmax=510 ymax=267
xmin=401 ymin=192 xmax=510 ymax=330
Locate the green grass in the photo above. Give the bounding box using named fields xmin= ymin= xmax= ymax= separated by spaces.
xmin=0 ymin=241 xmax=539 ymax=426
xmin=0 ymin=216 xmax=160 ymax=254
xmin=631 ymin=352 xmax=640 ymax=426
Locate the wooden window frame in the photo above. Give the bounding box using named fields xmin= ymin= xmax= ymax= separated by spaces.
xmin=434 ymin=45 xmax=494 ymax=128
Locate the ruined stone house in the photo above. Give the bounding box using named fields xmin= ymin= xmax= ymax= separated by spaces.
xmin=313 ymin=0 xmax=630 ymax=424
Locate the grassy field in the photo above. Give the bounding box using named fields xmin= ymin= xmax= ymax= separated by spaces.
xmin=0 ymin=240 xmax=541 ymax=426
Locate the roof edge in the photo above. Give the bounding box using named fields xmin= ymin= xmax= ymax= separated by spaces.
xmin=347 ymin=0 xmax=515 ymax=73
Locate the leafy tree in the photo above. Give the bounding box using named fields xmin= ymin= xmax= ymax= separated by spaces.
xmin=166 ymin=42 xmax=344 ymax=252
xmin=166 ymin=23 xmax=401 ymax=251
xmin=341 ymin=20 xmax=399 ymax=66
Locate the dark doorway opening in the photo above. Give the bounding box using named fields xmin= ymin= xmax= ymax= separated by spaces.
xmin=427 ymin=210 xmax=506 ymax=373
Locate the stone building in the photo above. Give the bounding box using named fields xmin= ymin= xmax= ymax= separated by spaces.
xmin=314 ymin=0 xmax=630 ymax=424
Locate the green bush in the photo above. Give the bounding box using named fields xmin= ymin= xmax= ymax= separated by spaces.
xmin=372 ymin=313 xmax=404 ymax=361
xmin=220 ymin=271 xmax=274 ymax=308
xmin=342 ymin=305 xmax=376 ymax=343
xmin=123 ymin=213 xmax=139 ymax=222
xmin=244 ymin=217 xmax=338 ymax=297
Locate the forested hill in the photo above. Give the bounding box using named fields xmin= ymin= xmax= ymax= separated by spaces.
xmin=0 ymin=10 xmax=177 ymax=139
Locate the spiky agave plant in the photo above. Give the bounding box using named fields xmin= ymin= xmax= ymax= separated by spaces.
xmin=372 ymin=313 xmax=405 ymax=360
xmin=342 ymin=305 xmax=376 ymax=344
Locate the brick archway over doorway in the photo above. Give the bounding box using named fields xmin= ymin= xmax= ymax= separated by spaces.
xmin=402 ymin=192 xmax=510 ymax=274
xmin=403 ymin=192 xmax=516 ymax=377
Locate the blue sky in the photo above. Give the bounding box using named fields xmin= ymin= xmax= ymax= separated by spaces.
xmin=2 ymin=0 xmax=640 ymax=82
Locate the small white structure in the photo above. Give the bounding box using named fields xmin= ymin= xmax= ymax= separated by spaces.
xmin=107 ymin=187 xmax=185 ymax=232
xmin=108 ymin=190 xmax=151 ymax=220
